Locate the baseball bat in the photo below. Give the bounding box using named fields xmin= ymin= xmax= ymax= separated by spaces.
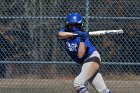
xmin=73 ymin=29 xmax=123 ymax=36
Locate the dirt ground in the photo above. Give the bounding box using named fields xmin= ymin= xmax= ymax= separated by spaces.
xmin=0 ymin=78 xmax=139 ymax=93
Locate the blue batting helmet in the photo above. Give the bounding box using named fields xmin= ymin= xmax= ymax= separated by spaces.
xmin=66 ymin=13 xmax=82 ymax=24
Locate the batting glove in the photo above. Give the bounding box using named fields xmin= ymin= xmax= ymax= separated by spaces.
xmin=74 ymin=31 xmax=89 ymax=42
xmin=81 ymin=32 xmax=89 ymax=37
xmin=74 ymin=31 xmax=89 ymax=37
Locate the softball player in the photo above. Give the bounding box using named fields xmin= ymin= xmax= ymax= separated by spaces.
xmin=58 ymin=13 xmax=112 ymax=93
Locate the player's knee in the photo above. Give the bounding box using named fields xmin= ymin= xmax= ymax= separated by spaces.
xmin=74 ymin=85 xmax=88 ymax=93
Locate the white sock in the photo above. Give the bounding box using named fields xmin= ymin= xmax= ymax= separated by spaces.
xmin=91 ymin=73 xmax=109 ymax=93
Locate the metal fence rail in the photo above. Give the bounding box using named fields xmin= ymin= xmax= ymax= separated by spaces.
xmin=0 ymin=61 xmax=140 ymax=65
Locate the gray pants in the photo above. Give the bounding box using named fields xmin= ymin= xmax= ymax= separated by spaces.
xmin=74 ymin=51 xmax=109 ymax=93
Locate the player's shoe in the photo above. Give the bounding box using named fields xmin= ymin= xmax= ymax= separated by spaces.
xmin=108 ymin=90 xmax=112 ymax=93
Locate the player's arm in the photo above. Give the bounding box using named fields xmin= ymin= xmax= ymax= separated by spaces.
xmin=76 ymin=31 xmax=89 ymax=58
xmin=77 ymin=42 xmax=87 ymax=58
xmin=58 ymin=32 xmax=74 ymax=39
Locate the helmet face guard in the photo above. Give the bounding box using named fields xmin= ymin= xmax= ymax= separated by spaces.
xmin=66 ymin=22 xmax=82 ymax=28
xmin=65 ymin=22 xmax=83 ymax=32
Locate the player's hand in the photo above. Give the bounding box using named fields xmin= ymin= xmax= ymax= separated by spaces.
xmin=81 ymin=32 xmax=89 ymax=37
xmin=74 ymin=31 xmax=89 ymax=37
xmin=74 ymin=31 xmax=89 ymax=42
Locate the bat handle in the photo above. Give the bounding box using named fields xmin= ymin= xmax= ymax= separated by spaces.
xmin=117 ymin=29 xmax=124 ymax=34
xmin=72 ymin=33 xmax=78 ymax=36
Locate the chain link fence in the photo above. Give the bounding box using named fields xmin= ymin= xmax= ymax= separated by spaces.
xmin=0 ymin=0 xmax=139 ymax=93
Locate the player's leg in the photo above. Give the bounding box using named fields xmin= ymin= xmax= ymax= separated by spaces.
xmin=88 ymin=51 xmax=111 ymax=93
xmin=74 ymin=62 xmax=99 ymax=93
xmin=89 ymin=72 xmax=112 ymax=93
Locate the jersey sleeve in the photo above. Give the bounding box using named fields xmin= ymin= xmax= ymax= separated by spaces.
xmin=84 ymin=38 xmax=92 ymax=47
